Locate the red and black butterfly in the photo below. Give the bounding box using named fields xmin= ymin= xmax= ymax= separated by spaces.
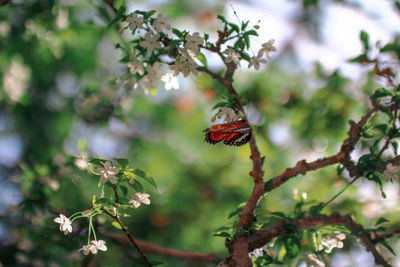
xmin=203 ymin=120 xmax=252 ymax=146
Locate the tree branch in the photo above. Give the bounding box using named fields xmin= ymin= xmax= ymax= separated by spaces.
xmin=250 ymin=213 xmax=393 ymax=267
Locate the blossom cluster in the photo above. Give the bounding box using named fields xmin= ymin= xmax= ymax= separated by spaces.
xmin=383 ymin=163 xmax=400 ymax=182
xmin=54 ymin=158 xmax=153 ymax=257
xmin=248 ymin=39 xmax=277 ymax=70
xmin=317 ymin=231 xmax=346 ymax=253
xmin=120 ymin=10 xmax=277 ymax=94
xmin=78 ymin=240 xmax=107 ymax=255
xmin=121 ymin=11 xmax=205 ymax=91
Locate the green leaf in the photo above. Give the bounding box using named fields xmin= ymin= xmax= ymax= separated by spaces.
xmin=114 ymin=158 xmax=129 ymax=168
xmin=240 ymin=52 xmax=250 ymax=62
xmin=112 ymin=221 xmax=122 ymax=230
xmin=374 ymin=124 xmax=388 ymax=135
xmin=167 ymin=39 xmax=181 ymax=49
xmin=392 ymin=131 xmax=400 ymax=138
xmin=131 ymin=179 xmax=144 ymax=192
xmin=135 ymin=10 xmax=156 ymax=19
xmin=283 ymin=236 xmax=301 ymax=258
xmin=244 ymin=34 xmax=250 ymax=49
xmin=370 ymin=88 xmax=393 ymax=100
xmin=348 ymin=54 xmax=368 ymax=63
xmin=204 ymin=33 xmax=209 ymax=41
xmin=234 ymin=39 xmax=245 ymax=50
xmin=217 ymin=15 xmax=227 ymax=23
xmin=172 ymin=28 xmax=182 ymax=37
xmin=381 ymin=42 xmax=400 ymax=59
xmin=309 ymin=202 xmax=324 ymax=216
xmin=374 ymin=217 xmax=389 ymax=226
xmin=213 ymin=232 xmax=232 ymax=238
xmin=270 ymin=212 xmax=286 ymax=219
xmin=228 ymin=203 xmax=245 ymax=219
xmin=95 ymin=198 xmax=110 ymax=205
xmin=241 ymin=20 xmax=249 ymax=31
xmin=133 ymin=169 xmax=158 ymax=190
xmin=196 ymin=53 xmax=208 ymax=67
xmin=360 ymin=30 xmax=370 ymax=51
xmin=119 ymin=185 xmax=128 ymax=196
xmin=246 ymin=29 xmax=258 ymax=36
xmin=228 ymin=23 xmax=240 ymax=33
xmin=381 ymin=240 xmax=396 ymax=255
xmin=337 ymin=165 xmax=345 ymax=176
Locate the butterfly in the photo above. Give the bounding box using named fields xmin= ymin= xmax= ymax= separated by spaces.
xmin=203 ymin=120 xmax=252 ymax=146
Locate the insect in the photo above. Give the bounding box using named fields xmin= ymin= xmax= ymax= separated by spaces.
xmin=203 ymin=120 xmax=252 ymax=146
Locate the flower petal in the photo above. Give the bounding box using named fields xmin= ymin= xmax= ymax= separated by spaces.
xmin=100 ymin=175 xmax=107 ymax=184
xmin=104 ymin=161 xmax=112 ymax=169
xmin=108 ymin=175 xmax=117 ymax=184
xmin=109 ymin=167 xmax=119 ymax=175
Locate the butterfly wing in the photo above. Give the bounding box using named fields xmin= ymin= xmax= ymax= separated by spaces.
xmin=204 ymin=120 xmax=252 ymax=146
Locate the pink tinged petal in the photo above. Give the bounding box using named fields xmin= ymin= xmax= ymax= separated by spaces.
xmin=104 ymin=161 xmax=111 ymax=170
xmin=100 ymin=175 xmax=107 ymax=184
xmin=132 ymin=200 xmax=141 ymax=208
xmin=109 ymin=167 xmax=119 ymax=175
xmin=54 ymin=217 xmax=62 ymax=223
xmin=142 ymin=198 xmax=150 ymax=205
xmin=89 ymin=246 xmax=98 ymax=254
xmin=108 ymin=175 xmax=117 ymax=184
xmin=257 ymin=49 xmax=265 ymax=58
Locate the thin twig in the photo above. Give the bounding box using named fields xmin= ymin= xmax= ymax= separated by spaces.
xmin=100 ymin=230 xmax=220 ymax=261
xmin=103 ymin=210 xmax=153 ymax=267
xmin=321 ymin=177 xmax=358 ymax=209
xmin=375 ymin=103 xmax=398 ymax=161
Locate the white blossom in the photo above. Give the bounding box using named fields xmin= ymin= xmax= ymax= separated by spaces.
xmin=95 ymin=161 xmax=119 ymax=184
xmin=89 ymin=240 xmax=107 ymax=254
xmin=75 ymin=158 xmax=88 ymax=170
xmin=223 ymin=49 xmax=241 ymax=65
xmin=383 ymin=163 xmax=400 ymax=182
xmin=257 ymin=39 xmax=277 ymax=59
xmin=141 ymin=33 xmax=161 ymax=54
xmin=318 ymin=231 xmax=346 ymax=253
xmin=161 ymin=73 xmax=179 ymax=90
xmin=127 ymin=60 xmax=144 ymax=75
xmin=152 ymin=14 xmax=171 ymax=32
xmin=248 ymin=55 xmax=267 ymax=70
xmin=184 ymin=32 xmax=203 ymax=55
xmin=54 ymin=214 xmax=72 ymax=234
xmin=169 ymin=48 xmax=198 ymax=77
xmin=126 ymin=12 xmax=143 ymax=30
xmin=143 ymin=62 xmax=163 ymax=88
xmin=129 ymin=192 xmax=151 ymax=208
